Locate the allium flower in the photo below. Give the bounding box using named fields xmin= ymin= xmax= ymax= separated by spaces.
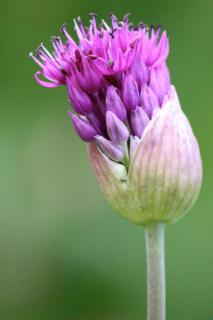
xmin=31 ymin=14 xmax=203 ymax=320
xmin=30 ymin=14 xmax=202 ymax=225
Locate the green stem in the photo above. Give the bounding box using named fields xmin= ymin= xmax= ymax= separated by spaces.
xmin=144 ymin=223 xmax=166 ymax=320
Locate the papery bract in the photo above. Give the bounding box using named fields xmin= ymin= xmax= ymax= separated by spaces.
xmin=88 ymin=93 xmax=202 ymax=225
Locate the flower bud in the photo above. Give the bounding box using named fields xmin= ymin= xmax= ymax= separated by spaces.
xmin=106 ymin=111 xmax=129 ymax=143
xmin=69 ymin=112 xmax=97 ymax=141
xmin=123 ymin=75 xmax=140 ymax=110
xmin=129 ymin=59 xmax=148 ymax=90
xmin=140 ymin=85 xmax=159 ymax=118
xmin=130 ymin=106 xmax=150 ymax=137
xmin=67 ymin=79 xmax=93 ymax=115
xmin=106 ymin=86 xmax=127 ymax=121
xmin=149 ymin=63 xmax=170 ymax=105
xmin=95 ymin=136 xmax=124 ymax=162
xmin=88 ymin=88 xmax=202 ymax=225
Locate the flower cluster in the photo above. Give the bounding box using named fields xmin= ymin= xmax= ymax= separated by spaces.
xmin=30 ymin=14 xmax=170 ymax=168
xmin=31 ymin=14 xmax=202 ymax=225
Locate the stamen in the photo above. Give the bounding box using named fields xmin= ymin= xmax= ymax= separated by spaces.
xmin=138 ymin=22 xmax=144 ymax=28
xmin=98 ymin=22 xmax=104 ymax=31
xmin=77 ymin=16 xmax=82 ymax=24
xmin=155 ymin=24 xmax=163 ymax=32
xmin=74 ymin=18 xmax=84 ymax=40
xmin=77 ymin=16 xmax=87 ymax=37
xmin=101 ymin=19 xmax=111 ymax=31
xmin=60 ymin=23 xmax=67 ymax=34
xmin=36 ymin=47 xmax=50 ymax=61
xmin=60 ymin=23 xmax=78 ymax=49
xmin=89 ymin=13 xmax=98 ymax=34
xmin=123 ymin=13 xmax=131 ymax=23
xmin=29 ymin=52 xmax=43 ymax=68
xmin=110 ymin=13 xmax=118 ymax=28
xmin=51 ymin=37 xmax=61 ymax=55
xmin=40 ymin=43 xmax=55 ymax=61
xmin=110 ymin=13 xmax=118 ymax=22
xmin=128 ymin=23 xmax=134 ymax=31
xmin=51 ymin=36 xmax=64 ymax=55
xmin=149 ymin=24 xmax=163 ymax=33
xmin=138 ymin=22 xmax=149 ymax=31
xmin=50 ymin=36 xmax=57 ymax=42
xmin=89 ymin=12 xmax=98 ymax=18
xmin=60 ymin=23 xmax=73 ymax=41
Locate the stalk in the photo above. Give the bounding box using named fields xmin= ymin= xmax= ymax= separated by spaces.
xmin=144 ymin=223 xmax=166 ymax=320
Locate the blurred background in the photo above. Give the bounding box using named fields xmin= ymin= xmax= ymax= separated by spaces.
xmin=0 ymin=0 xmax=212 ymax=319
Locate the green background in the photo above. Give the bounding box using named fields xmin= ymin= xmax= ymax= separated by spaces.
xmin=1 ymin=0 xmax=212 ymax=319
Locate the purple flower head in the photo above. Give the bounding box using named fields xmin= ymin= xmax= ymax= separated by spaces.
xmin=31 ymin=14 xmax=170 ymax=160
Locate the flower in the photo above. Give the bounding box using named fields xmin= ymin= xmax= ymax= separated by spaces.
xmin=30 ymin=14 xmax=202 ymax=225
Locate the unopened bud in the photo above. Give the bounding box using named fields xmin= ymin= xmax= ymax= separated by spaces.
xmin=95 ymin=136 xmax=124 ymax=162
xmin=106 ymin=86 xmax=127 ymax=121
xmin=106 ymin=111 xmax=129 ymax=143
xmin=69 ymin=112 xmax=97 ymax=141
xmin=123 ymin=75 xmax=140 ymax=110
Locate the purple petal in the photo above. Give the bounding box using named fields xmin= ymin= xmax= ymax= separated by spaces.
xmin=152 ymin=31 xmax=169 ymax=68
xmin=129 ymin=59 xmax=148 ymax=90
xmin=34 ymin=71 xmax=62 ymax=88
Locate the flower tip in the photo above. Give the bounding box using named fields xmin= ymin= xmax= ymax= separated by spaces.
xmin=60 ymin=23 xmax=67 ymax=33
xmin=89 ymin=12 xmax=97 ymax=16
xmin=77 ymin=16 xmax=82 ymax=23
xmin=123 ymin=13 xmax=131 ymax=23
